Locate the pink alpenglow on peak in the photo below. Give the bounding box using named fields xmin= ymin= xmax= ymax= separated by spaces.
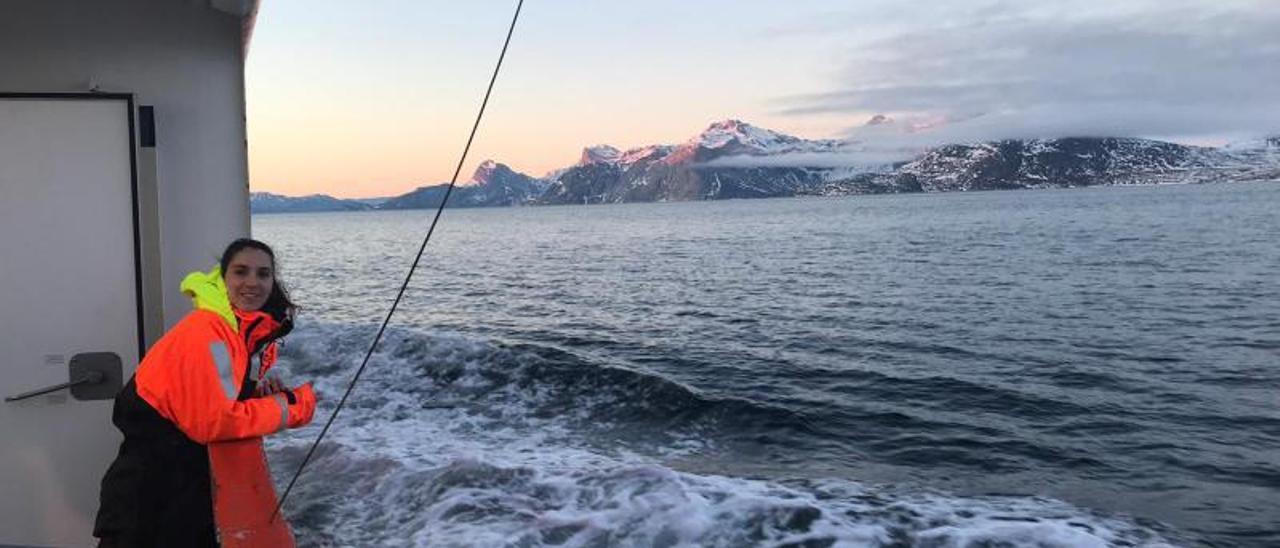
xmin=578 ymin=145 xmax=622 ymax=166
xmin=656 ymin=119 xmax=846 ymax=165
xmin=465 ymin=160 xmax=502 ymax=186
xmin=618 ymin=145 xmax=675 ymax=166
xmin=693 ymin=119 xmax=803 ymax=152
xmin=574 ymin=144 xmax=677 ymax=168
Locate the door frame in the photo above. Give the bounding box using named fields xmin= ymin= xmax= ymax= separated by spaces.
xmin=1 ymin=92 xmax=146 ymax=357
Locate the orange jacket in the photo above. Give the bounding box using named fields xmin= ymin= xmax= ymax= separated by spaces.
xmin=134 ymin=267 xmax=315 ymax=443
xmin=96 ymin=266 xmax=313 ymax=546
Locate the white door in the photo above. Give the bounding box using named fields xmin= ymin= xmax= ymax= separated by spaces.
xmin=0 ymin=96 xmax=141 ymax=547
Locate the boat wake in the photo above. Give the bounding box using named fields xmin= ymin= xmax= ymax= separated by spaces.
xmin=265 ymin=321 xmax=1182 ymax=547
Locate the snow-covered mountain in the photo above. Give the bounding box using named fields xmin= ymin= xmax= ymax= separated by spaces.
xmin=545 ymin=123 xmax=1279 ymax=203
xmin=665 ymin=118 xmax=844 ymax=164
xmin=379 ymin=160 xmax=549 ymax=209
xmin=900 ymin=138 xmax=1211 ymax=190
xmin=541 ymin=120 xmax=843 ymax=204
xmin=257 ymin=123 xmax=1280 ymax=210
xmin=578 ymin=145 xmax=621 ymax=166
xmin=816 ymin=137 xmax=1280 ymax=195
xmin=571 ymin=120 xmax=843 ymax=169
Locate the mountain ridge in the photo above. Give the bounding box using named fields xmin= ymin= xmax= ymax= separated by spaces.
xmin=253 ymin=121 xmax=1280 ymax=212
xmin=250 ymin=192 xmax=372 ymax=214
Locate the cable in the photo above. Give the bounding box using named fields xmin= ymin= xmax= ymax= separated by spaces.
xmin=272 ymin=0 xmax=525 ymax=521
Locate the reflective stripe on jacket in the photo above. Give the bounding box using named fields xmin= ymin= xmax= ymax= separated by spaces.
xmin=134 ymin=308 xmax=291 ymax=442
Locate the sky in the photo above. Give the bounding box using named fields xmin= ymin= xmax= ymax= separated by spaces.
xmin=245 ymin=0 xmax=1280 ymax=199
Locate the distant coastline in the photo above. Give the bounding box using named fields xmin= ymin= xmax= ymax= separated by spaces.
xmin=253 ymin=121 xmax=1280 ymax=214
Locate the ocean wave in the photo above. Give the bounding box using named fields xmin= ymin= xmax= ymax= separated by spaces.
xmin=254 ymin=184 xmax=1280 ymax=546
xmin=274 ymin=321 xmax=822 ymax=456
xmin=264 ymin=321 xmax=1187 ymax=546
xmin=269 ymin=442 xmax=1180 ymax=548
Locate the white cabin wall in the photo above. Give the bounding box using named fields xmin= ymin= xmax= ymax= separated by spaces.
xmin=0 ymin=0 xmax=251 ymax=332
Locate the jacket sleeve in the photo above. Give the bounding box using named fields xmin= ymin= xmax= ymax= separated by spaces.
xmin=284 ymin=383 xmax=318 ymax=428
xmin=135 ymin=317 xmax=295 ymax=444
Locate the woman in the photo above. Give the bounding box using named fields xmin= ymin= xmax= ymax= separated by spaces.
xmin=94 ymin=239 xmax=317 ymax=547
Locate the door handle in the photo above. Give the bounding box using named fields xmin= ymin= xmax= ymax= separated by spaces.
xmin=5 ymin=352 xmax=123 ymax=402
xmin=6 ymin=370 xmax=105 ymax=402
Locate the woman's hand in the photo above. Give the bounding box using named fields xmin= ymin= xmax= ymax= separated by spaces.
xmin=255 ymin=375 xmax=286 ymax=397
xmin=285 ymin=382 xmax=317 ymax=427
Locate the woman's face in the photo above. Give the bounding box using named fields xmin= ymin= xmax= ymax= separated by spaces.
xmin=224 ymin=248 xmax=274 ymax=312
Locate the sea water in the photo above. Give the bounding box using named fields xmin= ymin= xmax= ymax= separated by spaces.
xmin=256 ymin=181 xmax=1280 ymax=547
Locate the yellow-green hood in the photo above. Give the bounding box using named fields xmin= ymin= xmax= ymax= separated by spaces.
xmin=180 ymin=265 xmax=237 ymax=331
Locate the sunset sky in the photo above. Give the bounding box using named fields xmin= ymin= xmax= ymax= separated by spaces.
xmin=245 ymin=0 xmax=1279 ymax=199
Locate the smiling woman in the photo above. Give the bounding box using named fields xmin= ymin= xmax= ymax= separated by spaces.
xmin=221 ymin=238 xmax=287 ymax=314
xmin=93 ymin=238 xmax=317 ymax=547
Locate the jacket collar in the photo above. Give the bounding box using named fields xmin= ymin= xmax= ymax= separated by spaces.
xmin=234 ymin=307 xmax=283 ymax=355
xmin=180 ymin=266 xmax=238 ymax=331
xmin=180 ymin=265 xmax=283 ymax=346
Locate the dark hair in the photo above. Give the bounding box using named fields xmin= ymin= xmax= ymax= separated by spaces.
xmin=219 ymin=238 xmax=296 ymax=323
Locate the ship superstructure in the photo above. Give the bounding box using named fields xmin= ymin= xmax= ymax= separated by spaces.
xmin=1 ymin=1 xmax=260 ymax=545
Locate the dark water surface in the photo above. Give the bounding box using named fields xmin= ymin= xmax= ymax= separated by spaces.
xmin=256 ymin=182 xmax=1279 ymax=547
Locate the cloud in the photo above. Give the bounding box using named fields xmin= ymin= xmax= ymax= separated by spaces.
xmin=776 ymin=0 xmax=1280 ymax=144
xmin=699 ymin=149 xmax=915 ymax=169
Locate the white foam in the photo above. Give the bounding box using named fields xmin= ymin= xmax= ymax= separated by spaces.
xmin=266 ymin=321 xmax=1181 ymax=547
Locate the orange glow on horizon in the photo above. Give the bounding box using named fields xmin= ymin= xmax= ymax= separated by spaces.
xmin=243 ymin=2 xmax=858 ymax=200
xmin=247 ymin=111 xmax=859 ymax=199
